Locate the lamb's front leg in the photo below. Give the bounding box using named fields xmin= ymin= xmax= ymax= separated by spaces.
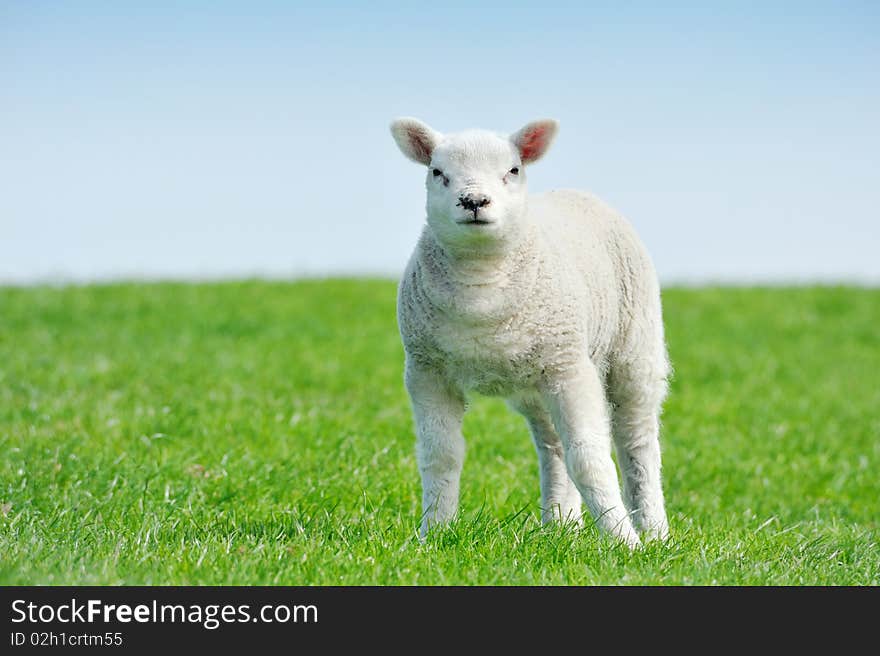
xmin=405 ymin=361 xmax=466 ymax=538
xmin=544 ymin=359 xmax=641 ymax=548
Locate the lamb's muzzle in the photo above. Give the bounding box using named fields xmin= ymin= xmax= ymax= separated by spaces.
xmin=457 ymin=194 xmax=492 ymax=223
xmin=457 ymin=194 xmax=491 ymax=211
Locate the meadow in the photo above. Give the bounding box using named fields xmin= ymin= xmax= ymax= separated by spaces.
xmin=1 ymin=280 xmax=877 ymax=585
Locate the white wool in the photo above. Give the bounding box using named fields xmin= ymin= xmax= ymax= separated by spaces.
xmin=391 ymin=118 xmax=671 ymax=548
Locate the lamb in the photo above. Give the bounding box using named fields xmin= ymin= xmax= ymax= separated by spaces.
xmin=390 ymin=117 xmax=671 ymax=548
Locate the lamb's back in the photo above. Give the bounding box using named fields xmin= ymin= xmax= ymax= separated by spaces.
xmin=529 ymin=189 xmax=664 ymax=366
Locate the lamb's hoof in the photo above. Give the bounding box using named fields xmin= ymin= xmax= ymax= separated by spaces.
xmin=613 ymin=525 xmax=642 ymax=550
xmin=622 ymin=533 xmax=643 ymax=550
xmin=638 ymin=520 xmax=670 ymax=544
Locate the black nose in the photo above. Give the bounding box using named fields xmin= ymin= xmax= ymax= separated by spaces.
xmin=458 ymin=194 xmax=491 ymax=213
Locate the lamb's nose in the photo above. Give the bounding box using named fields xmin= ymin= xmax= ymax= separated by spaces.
xmin=458 ymin=194 xmax=491 ymax=212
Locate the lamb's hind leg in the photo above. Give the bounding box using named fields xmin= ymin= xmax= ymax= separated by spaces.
xmin=510 ymin=396 xmax=582 ymax=525
xmin=543 ymin=359 xmax=641 ymax=548
xmin=609 ymin=357 xmax=670 ymax=541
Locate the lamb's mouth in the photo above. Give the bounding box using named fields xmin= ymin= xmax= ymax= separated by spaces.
xmin=456 ymin=218 xmax=493 ymax=225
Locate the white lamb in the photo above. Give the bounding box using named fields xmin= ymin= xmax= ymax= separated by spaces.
xmin=390 ymin=117 xmax=671 ymax=548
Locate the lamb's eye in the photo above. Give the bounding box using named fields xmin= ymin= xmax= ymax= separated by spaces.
xmin=432 ymin=168 xmax=443 ymax=177
xmin=509 ymin=167 xmax=520 ymax=175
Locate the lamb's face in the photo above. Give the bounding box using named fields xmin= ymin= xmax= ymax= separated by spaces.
xmin=424 ymin=131 xmax=526 ymax=249
xmin=391 ymin=118 xmax=558 ymax=254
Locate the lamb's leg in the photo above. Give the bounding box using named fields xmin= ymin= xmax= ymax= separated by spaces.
xmin=510 ymin=397 xmax=582 ymax=525
xmin=405 ymin=361 xmax=466 ymax=538
xmin=609 ymin=358 xmax=670 ymax=541
xmin=543 ymin=359 xmax=641 ymax=548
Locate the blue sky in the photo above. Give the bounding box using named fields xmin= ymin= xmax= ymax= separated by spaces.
xmin=2 ymin=1 xmax=878 ymax=283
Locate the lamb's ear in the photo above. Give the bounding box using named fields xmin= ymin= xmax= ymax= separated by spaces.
xmin=511 ymin=119 xmax=559 ymax=164
xmin=390 ymin=117 xmax=441 ymax=166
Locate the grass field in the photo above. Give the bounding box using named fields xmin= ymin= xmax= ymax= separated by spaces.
xmin=1 ymin=280 xmax=877 ymax=585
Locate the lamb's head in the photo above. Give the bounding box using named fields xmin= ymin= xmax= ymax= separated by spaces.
xmin=390 ymin=118 xmax=558 ymax=254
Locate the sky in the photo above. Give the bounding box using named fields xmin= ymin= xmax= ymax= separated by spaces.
xmin=2 ymin=1 xmax=879 ymax=284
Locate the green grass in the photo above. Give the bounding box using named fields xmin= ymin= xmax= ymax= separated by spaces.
xmin=1 ymin=280 xmax=877 ymax=585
